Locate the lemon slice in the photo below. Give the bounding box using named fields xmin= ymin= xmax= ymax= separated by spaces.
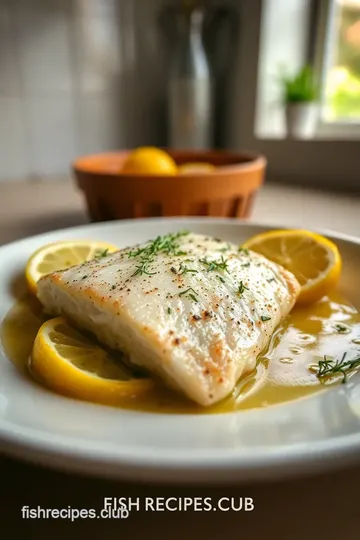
xmin=243 ymin=229 xmax=342 ymax=304
xmin=178 ymin=162 xmax=215 ymax=174
xmin=26 ymin=240 xmax=118 ymax=294
xmin=30 ymin=317 xmax=155 ymax=406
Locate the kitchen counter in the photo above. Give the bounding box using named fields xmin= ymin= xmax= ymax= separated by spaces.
xmin=0 ymin=178 xmax=359 ymax=245
xmin=1 ymin=179 xmax=360 ymax=538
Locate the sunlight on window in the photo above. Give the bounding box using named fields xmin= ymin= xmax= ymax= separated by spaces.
xmin=324 ymin=0 xmax=360 ymax=121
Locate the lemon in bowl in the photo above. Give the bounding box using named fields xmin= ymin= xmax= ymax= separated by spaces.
xmin=178 ymin=162 xmax=215 ymax=174
xmin=121 ymin=147 xmax=178 ymax=175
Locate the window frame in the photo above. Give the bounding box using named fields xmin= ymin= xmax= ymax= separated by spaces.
xmin=314 ymin=0 xmax=360 ymax=139
xmin=229 ymin=0 xmax=360 ymax=190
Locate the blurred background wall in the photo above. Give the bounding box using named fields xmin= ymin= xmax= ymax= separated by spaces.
xmin=1 ymin=0 xmax=359 ymax=189
xmin=0 ymin=0 xmax=168 ymax=182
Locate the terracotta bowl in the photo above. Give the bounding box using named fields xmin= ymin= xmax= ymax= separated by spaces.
xmin=73 ymin=149 xmax=266 ymax=222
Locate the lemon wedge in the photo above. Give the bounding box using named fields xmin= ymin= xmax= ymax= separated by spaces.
xmin=30 ymin=317 xmax=155 ymax=406
xmin=243 ymin=229 xmax=342 ymax=304
xmin=25 ymin=240 xmax=118 ymax=294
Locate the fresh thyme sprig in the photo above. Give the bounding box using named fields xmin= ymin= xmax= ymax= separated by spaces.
xmin=316 ymin=352 xmax=360 ymax=384
xmin=334 ymin=323 xmax=349 ymax=334
xmin=237 ymin=281 xmax=249 ymax=296
xmin=95 ymin=248 xmax=109 ymax=258
xmin=128 ymin=231 xmax=189 ymax=259
xmin=218 ymin=243 xmax=231 ymax=252
xmin=128 ymin=231 xmax=189 ymax=277
xmin=178 ymin=262 xmax=198 ymax=275
xmin=200 ymin=255 xmax=230 ymax=273
xmin=179 ymin=287 xmax=198 ymax=302
xmin=132 ymin=258 xmax=157 ymax=277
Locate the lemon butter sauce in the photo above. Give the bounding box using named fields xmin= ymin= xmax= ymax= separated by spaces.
xmin=1 ymin=291 xmax=360 ymax=414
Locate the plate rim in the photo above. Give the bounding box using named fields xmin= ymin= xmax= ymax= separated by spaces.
xmin=1 ymin=215 xmax=360 ymax=251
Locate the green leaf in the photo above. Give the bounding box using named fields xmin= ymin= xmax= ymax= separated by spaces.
xmin=279 ymin=64 xmax=319 ymax=103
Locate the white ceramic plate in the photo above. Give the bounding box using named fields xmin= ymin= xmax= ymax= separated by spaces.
xmin=1 ymin=218 xmax=360 ymax=484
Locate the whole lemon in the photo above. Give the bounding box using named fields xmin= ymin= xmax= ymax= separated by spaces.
xmin=121 ymin=147 xmax=178 ymax=175
xmin=178 ymin=162 xmax=215 ymax=174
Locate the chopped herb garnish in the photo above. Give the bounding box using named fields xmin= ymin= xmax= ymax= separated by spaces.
xmin=111 ymin=285 xmax=116 ymax=290
xmin=316 ymin=352 xmax=360 ymax=384
xmin=132 ymin=259 xmax=157 ymax=277
xmin=217 ymin=275 xmax=226 ymax=283
xmin=128 ymin=231 xmax=189 ymax=277
xmin=218 ymin=243 xmax=231 ymax=252
xmin=178 ymin=262 xmax=198 ymax=275
xmin=81 ymin=275 xmax=88 ymax=280
xmin=179 ymin=287 xmax=198 ymax=302
xmin=167 ymin=307 xmax=172 ymax=315
xmin=334 ymin=323 xmax=349 ymax=334
xmin=200 ymin=255 xmax=229 ymax=273
xmin=95 ymin=248 xmax=109 ymax=258
xmin=241 ymin=262 xmax=251 ymax=268
xmin=128 ymin=247 xmax=145 ymax=259
xmin=238 ymin=247 xmax=249 ymax=255
xmin=238 ymin=281 xmax=249 ymax=296
xmin=261 ymin=315 xmax=271 ymax=322
xmin=267 ymin=277 xmax=276 ymax=283
xmin=129 ymin=231 xmax=188 ymax=259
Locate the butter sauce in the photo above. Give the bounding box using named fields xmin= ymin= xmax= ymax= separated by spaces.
xmin=1 ymin=291 xmax=360 ymax=414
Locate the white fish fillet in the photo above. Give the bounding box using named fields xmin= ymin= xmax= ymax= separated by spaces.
xmin=37 ymin=232 xmax=300 ymax=406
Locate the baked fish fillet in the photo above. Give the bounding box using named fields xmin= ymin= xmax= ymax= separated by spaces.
xmin=37 ymin=232 xmax=300 ymax=406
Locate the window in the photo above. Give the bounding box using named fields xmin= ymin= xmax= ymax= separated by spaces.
xmin=254 ymin=0 xmax=360 ymax=140
xmin=318 ymin=0 xmax=360 ymax=135
xmin=233 ymin=0 xmax=359 ymax=189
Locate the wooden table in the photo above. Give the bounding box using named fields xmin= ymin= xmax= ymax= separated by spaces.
xmin=2 ymin=454 xmax=360 ymax=538
xmin=1 ymin=179 xmax=360 ymax=537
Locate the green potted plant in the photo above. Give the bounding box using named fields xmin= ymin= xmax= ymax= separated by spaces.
xmin=280 ymin=65 xmax=319 ymax=138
